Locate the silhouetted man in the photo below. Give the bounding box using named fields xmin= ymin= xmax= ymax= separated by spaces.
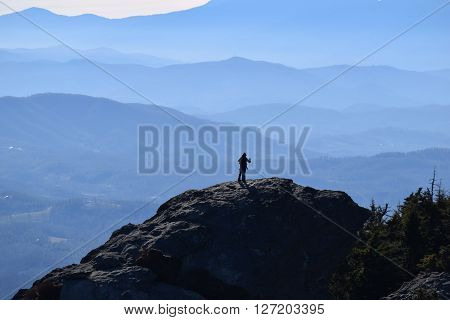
xmin=238 ymin=153 xmax=251 ymax=183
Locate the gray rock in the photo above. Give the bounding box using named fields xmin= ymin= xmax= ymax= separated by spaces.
xmin=14 ymin=178 xmax=370 ymax=300
xmin=384 ymin=272 xmax=450 ymax=300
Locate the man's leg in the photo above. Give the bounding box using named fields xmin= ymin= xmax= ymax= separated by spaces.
xmin=242 ymin=171 xmax=246 ymax=183
xmin=238 ymin=170 xmax=242 ymax=182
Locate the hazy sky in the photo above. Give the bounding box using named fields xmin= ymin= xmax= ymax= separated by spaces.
xmin=0 ymin=0 xmax=211 ymax=18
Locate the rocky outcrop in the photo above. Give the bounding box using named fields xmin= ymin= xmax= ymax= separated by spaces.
xmin=14 ymin=178 xmax=370 ymax=300
xmin=384 ymin=272 xmax=450 ymax=300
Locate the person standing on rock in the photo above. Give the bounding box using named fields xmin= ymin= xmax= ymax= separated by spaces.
xmin=238 ymin=153 xmax=251 ymax=183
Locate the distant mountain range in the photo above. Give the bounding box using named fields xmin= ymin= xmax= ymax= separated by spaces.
xmin=429 ymin=69 xmax=450 ymax=81
xmin=0 ymin=46 xmax=179 ymax=67
xmin=304 ymin=148 xmax=450 ymax=206
xmin=0 ymin=93 xmax=206 ymax=153
xmin=0 ymin=0 xmax=448 ymax=70
xmin=0 ymin=94 xmax=448 ymax=205
xmin=208 ymin=103 xmax=450 ymax=134
xmin=0 ymin=93 xmax=304 ymax=199
xmin=1 ymin=56 xmax=450 ymax=112
xmin=207 ymin=102 xmax=450 ymax=156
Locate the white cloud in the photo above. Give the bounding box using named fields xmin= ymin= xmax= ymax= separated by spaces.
xmin=0 ymin=0 xmax=210 ymax=19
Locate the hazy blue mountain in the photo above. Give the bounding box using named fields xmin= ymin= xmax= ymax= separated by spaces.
xmin=302 ymin=65 xmax=450 ymax=108
xmin=0 ymin=46 xmax=179 ymax=67
xmin=308 ymin=127 xmax=450 ymax=157
xmin=303 ymin=148 xmax=450 ymax=207
xmin=209 ymin=102 xmax=450 ymax=155
xmin=0 ymin=0 xmax=448 ymax=70
xmin=1 ymin=58 xmax=449 ymax=112
xmin=0 ymin=94 xmax=307 ymax=200
xmin=0 ymin=94 xmax=214 ymax=199
xmin=428 ymin=69 xmax=450 ymax=81
xmin=0 ymin=93 xmax=207 ymax=153
xmin=0 ymin=49 xmax=16 ymax=61
xmin=209 ymin=103 xmax=450 ymax=134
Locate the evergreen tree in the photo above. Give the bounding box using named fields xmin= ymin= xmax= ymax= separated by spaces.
xmin=330 ymin=174 xmax=449 ymax=299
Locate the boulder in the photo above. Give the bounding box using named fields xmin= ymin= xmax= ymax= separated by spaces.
xmin=14 ymin=178 xmax=370 ymax=299
xmin=384 ymin=272 xmax=450 ymax=300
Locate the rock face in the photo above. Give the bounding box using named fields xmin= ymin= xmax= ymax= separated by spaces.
xmin=14 ymin=178 xmax=370 ymax=300
xmin=384 ymin=272 xmax=450 ymax=300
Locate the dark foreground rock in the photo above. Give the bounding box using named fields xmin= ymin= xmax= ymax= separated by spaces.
xmin=14 ymin=178 xmax=370 ymax=300
xmin=384 ymin=272 xmax=450 ymax=300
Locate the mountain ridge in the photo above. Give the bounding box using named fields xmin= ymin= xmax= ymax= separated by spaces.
xmin=0 ymin=46 xmax=179 ymax=67
xmin=1 ymin=57 xmax=449 ymax=111
xmin=1 ymin=0 xmax=448 ymax=69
